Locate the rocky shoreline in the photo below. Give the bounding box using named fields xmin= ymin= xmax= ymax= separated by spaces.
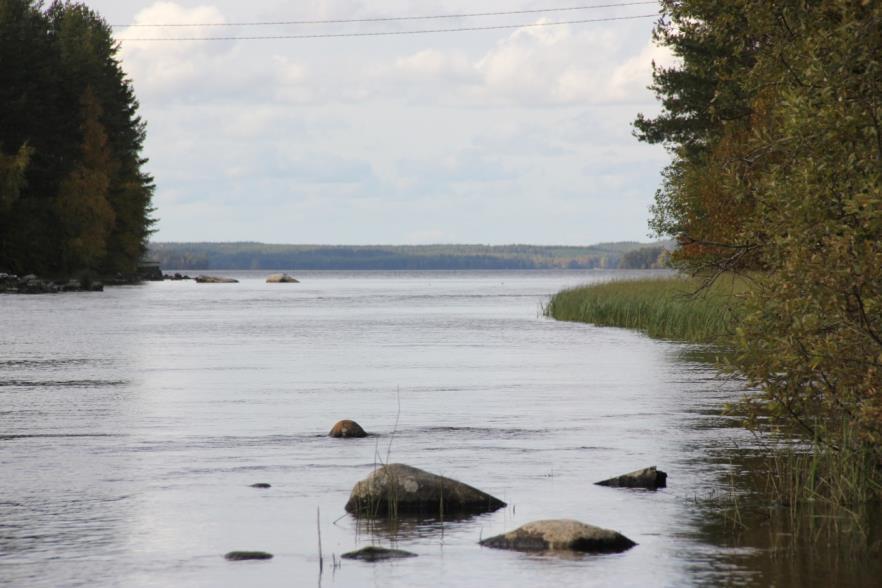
xmin=0 ymin=273 xmax=105 ymax=294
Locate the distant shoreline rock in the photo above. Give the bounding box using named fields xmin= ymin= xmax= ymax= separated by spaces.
xmin=266 ymin=273 xmax=299 ymax=283
xmin=194 ymin=275 xmax=239 ymax=284
xmin=0 ymin=273 xmax=103 ymax=294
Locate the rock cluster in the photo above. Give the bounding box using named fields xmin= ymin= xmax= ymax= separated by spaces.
xmin=0 ymin=273 xmax=103 ymax=294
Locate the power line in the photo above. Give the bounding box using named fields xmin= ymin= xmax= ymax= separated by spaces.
xmin=120 ymin=13 xmax=658 ymax=41
xmin=113 ymin=1 xmax=658 ymax=28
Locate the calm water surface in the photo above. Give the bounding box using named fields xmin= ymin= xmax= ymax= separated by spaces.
xmin=0 ymin=270 xmax=869 ymax=587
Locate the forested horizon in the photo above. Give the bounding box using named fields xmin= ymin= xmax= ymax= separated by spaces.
xmin=0 ymin=0 xmax=154 ymax=277
xmin=148 ymin=241 xmax=672 ymax=270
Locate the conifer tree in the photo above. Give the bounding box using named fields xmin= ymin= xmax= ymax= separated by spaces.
xmin=55 ymin=88 xmax=116 ymax=271
xmin=0 ymin=0 xmax=154 ymax=276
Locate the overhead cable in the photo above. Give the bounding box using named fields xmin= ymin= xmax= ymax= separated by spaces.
xmin=120 ymin=13 xmax=658 ymax=41
xmin=113 ymin=1 xmax=658 ymax=28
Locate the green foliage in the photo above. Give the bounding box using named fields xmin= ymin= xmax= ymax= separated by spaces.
xmin=0 ymin=0 xmax=154 ymax=276
xmin=0 ymin=142 xmax=31 ymax=211
xmin=619 ymin=245 xmax=671 ymax=269
xmin=55 ymin=88 xmax=116 ymax=271
xmin=545 ymin=275 xmax=745 ymax=343
xmin=637 ymin=1 xmax=882 ymax=500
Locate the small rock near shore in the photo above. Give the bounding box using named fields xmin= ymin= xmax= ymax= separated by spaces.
xmin=329 ymin=419 xmax=368 ymax=438
xmin=345 ymin=463 xmax=506 ymax=517
xmin=595 ymin=466 xmax=667 ymax=490
xmin=250 ymin=483 xmax=271 ymax=489
xmin=266 ymin=273 xmax=299 ymax=283
xmin=224 ymin=551 xmax=273 ymax=561
xmin=341 ymin=546 xmax=418 ymax=562
xmin=480 ymin=519 xmax=636 ymax=554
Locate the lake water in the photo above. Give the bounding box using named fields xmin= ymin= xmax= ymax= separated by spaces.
xmin=0 ymin=270 xmax=875 ymax=587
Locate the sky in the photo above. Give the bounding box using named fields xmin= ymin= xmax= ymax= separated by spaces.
xmin=86 ymin=0 xmax=675 ymax=244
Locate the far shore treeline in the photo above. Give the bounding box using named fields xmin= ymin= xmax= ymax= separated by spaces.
xmin=148 ymin=242 xmax=672 ymax=271
xmin=0 ymin=0 xmax=154 ymax=278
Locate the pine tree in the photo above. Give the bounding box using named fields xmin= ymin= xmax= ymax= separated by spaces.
xmin=54 ymin=88 xmax=116 ymax=271
xmin=0 ymin=0 xmax=155 ymax=276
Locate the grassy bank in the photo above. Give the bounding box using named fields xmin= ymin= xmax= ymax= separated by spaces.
xmin=546 ymin=274 xmax=882 ymax=544
xmin=544 ymin=274 xmax=745 ymax=343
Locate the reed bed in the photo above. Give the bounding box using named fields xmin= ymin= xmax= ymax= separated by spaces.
xmin=545 ymin=275 xmax=746 ymax=343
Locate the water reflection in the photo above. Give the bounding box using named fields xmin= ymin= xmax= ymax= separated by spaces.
xmin=352 ymin=514 xmax=475 ymax=542
xmin=690 ymin=452 xmax=882 ymax=587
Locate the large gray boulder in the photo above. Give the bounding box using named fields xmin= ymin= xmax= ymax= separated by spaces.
xmin=344 ymin=463 xmax=506 ymax=517
xmin=194 ymin=275 xmax=239 ymax=284
xmin=480 ymin=519 xmax=636 ymax=553
xmin=266 ymin=273 xmax=299 ymax=283
xmin=595 ymin=466 xmax=667 ymax=490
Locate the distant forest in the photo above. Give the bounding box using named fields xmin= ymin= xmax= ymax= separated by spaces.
xmin=0 ymin=1 xmax=154 ymax=277
xmin=149 ymin=242 xmax=672 ymax=271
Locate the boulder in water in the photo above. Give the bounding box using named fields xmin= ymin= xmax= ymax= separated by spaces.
xmin=194 ymin=275 xmax=238 ymax=284
xmin=595 ymin=466 xmax=667 ymax=490
xmin=224 ymin=550 xmax=273 ymax=561
xmin=266 ymin=273 xmax=299 ymax=283
xmin=344 ymin=463 xmax=506 ymax=517
xmin=341 ymin=546 xmax=418 ymax=562
xmin=329 ymin=419 xmax=368 ymax=438
xmin=479 ymin=519 xmax=636 ymax=553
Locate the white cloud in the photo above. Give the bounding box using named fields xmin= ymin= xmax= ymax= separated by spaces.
xmin=381 ymin=19 xmax=675 ymax=107
xmin=91 ymin=1 xmax=674 ymax=243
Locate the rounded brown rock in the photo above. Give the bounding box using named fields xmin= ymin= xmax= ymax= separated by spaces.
xmin=479 ymin=519 xmax=636 ymax=554
xmin=329 ymin=419 xmax=368 ymax=438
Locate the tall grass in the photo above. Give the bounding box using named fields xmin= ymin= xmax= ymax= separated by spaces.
xmin=544 ymin=274 xmax=746 ymax=343
xmin=545 ymin=274 xmax=882 ymax=545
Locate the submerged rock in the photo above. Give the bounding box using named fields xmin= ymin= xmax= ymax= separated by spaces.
xmin=329 ymin=419 xmax=368 ymax=438
xmin=341 ymin=546 xmax=418 ymax=562
xmin=266 ymin=273 xmax=299 ymax=283
xmin=250 ymin=483 xmax=271 ymax=489
xmin=595 ymin=466 xmax=667 ymax=490
xmin=345 ymin=463 xmax=506 ymax=517
xmin=224 ymin=550 xmax=273 ymax=561
xmin=479 ymin=519 xmax=636 ymax=554
xmin=194 ymin=275 xmax=238 ymax=284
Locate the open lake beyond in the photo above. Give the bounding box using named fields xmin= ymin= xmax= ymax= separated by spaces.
xmin=1 ymin=270 xmax=876 ymax=587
